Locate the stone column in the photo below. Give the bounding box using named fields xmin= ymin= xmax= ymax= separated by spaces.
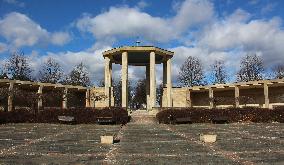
xmin=187 ymin=90 xmax=192 ymax=107
xmin=109 ymin=62 xmax=113 ymax=106
xmin=146 ymin=64 xmax=150 ymax=109
xmin=162 ymin=57 xmax=172 ymax=107
xmin=7 ymin=82 xmax=14 ymax=112
xmin=209 ymin=87 xmax=214 ymax=109
xmin=37 ymin=85 xmax=43 ymax=110
xmin=105 ymin=57 xmax=111 ymax=106
xmin=85 ymin=89 xmax=90 ymax=107
xmin=121 ymin=51 xmax=128 ymax=108
xmin=109 ymin=61 xmax=112 ymax=86
xmin=62 ymin=87 xmax=68 ymax=109
xmin=166 ymin=58 xmax=172 ymax=107
xmin=264 ymin=83 xmax=269 ymax=108
xmin=149 ymin=51 xmax=156 ymax=109
xmin=235 ymin=86 xmax=240 ymax=108
xmin=163 ymin=61 xmax=167 ymax=86
xmin=162 ymin=61 xmax=167 ymax=108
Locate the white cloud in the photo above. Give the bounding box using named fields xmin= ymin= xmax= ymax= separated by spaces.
xmin=74 ymin=5 xmax=284 ymax=84
xmin=261 ymin=2 xmax=277 ymax=14
xmin=137 ymin=0 xmax=149 ymax=9
xmin=29 ymin=45 xmax=112 ymax=84
xmin=199 ymin=9 xmax=284 ymax=66
xmin=0 ymin=12 xmax=71 ymax=48
xmin=76 ymin=8 xmax=173 ymax=42
xmin=51 ymin=32 xmax=72 ymax=46
xmin=3 ymin=0 xmax=25 ymax=7
xmin=0 ymin=42 xmax=7 ymax=53
xmin=75 ymin=0 xmax=214 ymax=43
xmin=248 ymin=0 xmax=259 ymax=5
xmin=172 ymin=0 xmax=214 ymax=32
xmin=0 ymin=12 xmax=49 ymax=47
xmin=170 ymin=46 xmax=244 ymax=83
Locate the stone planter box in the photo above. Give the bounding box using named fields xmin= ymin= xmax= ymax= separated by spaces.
xmin=100 ymin=136 xmax=114 ymax=144
xmin=200 ymin=134 xmax=217 ymax=143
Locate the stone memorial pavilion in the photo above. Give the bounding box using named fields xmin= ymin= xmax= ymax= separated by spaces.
xmin=102 ymin=46 xmax=174 ymax=109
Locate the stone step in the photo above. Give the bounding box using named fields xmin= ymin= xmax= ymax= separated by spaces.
xmin=130 ymin=110 xmax=157 ymax=124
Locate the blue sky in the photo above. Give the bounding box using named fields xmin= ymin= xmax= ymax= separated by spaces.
xmin=0 ymin=0 xmax=283 ymax=85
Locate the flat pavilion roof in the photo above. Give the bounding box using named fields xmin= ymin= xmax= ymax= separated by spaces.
xmin=102 ymin=46 xmax=174 ymax=66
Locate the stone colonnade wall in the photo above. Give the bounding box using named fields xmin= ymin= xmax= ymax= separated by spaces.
xmin=0 ymin=79 xmax=88 ymax=111
xmin=163 ymin=79 xmax=284 ymax=109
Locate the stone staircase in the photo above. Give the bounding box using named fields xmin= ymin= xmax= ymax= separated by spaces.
xmin=130 ymin=109 xmax=157 ymax=124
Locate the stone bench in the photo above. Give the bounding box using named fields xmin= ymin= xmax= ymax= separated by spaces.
xmin=173 ymin=117 xmax=192 ymax=124
xmin=212 ymin=116 xmax=228 ymax=124
xmin=58 ymin=116 xmax=75 ymax=124
xmin=96 ymin=117 xmax=115 ymax=125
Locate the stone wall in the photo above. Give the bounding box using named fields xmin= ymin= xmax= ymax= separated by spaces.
xmin=90 ymin=87 xmax=107 ymax=108
xmin=172 ymin=88 xmax=189 ymax=107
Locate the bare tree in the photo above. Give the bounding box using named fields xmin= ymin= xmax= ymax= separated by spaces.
xmin=237 ymin=54 xmax=264 ymax=82
xmin=272 ymin=64 xmax=284 ymax=79
xmin=64 ymin=62 xmax=91 ymax=87
xmin=38 ymin=58 xmax=63 ymax=83
xmin=178 ymin=56 xmax=205 ymax=87
xmin=156 ymin=83 xmax=163 ymax=106
xmin=113 ymin=79 xmax=122 ymax=107
xmin=132 ymin=78 xmax=146 ymax=109
xmin=97 ymin=78 xmax=105 ymax=87
xmin=4 ymin=52 xmax=33 ymax=81
xmin=211 ymin=60 xmax=228 ymax=84
xmin=112 ymin=78 xmax=133 ymax=107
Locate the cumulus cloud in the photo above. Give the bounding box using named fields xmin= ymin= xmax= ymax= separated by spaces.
xmin=261 ymin=2 xmax=277 ymax=14
xmin=0 ymin=12 xmax=71 ymax=48
xmin=51 ymin=32 xmax=72 ymax=46
xmin=0 ymin=42 xmax=7 ymax=53
xmin=28 ymin=45 xmax=112 ymax=84
xmin=162 ymin=8 xmax=284 ymax=83
xmin=75 ymin=0 xmax=214 ymax=43
xmin=172 ymin=0 xmax=214 ymax=32
xmin=3 ymin=0 xmax=25 ymax=7
xmin=76 ymin=8 xmax=173 ymax=42
xmin=75 ymin=3 xmax=284 ymax=84
xmin=199 ymin=9 xmax=284 ymax=66
xmin=137 ymin=0 xmax=149 ymax=9
xmin=169 ymin=46 xmax=238 ymax=83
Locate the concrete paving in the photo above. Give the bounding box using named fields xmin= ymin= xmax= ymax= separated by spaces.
xmin=0 ymin=118 xmax=283 ymax=164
